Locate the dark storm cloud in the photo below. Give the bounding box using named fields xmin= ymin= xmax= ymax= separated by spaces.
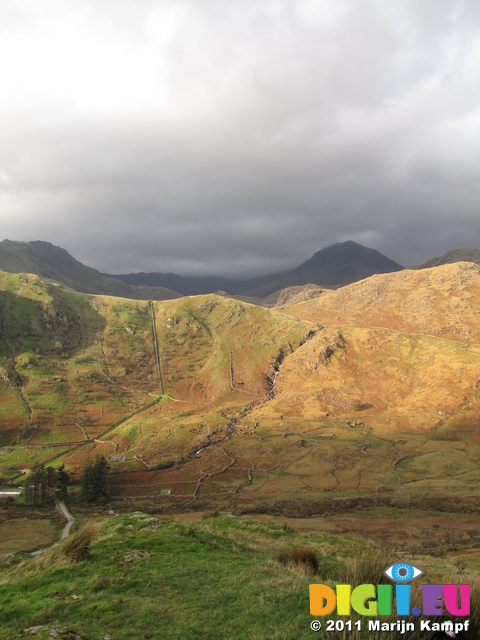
xmin=1 ymin=0 xmax=480 ymax=277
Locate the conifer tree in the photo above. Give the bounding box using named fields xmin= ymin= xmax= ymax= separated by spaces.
xmin=56 ymin=464 xmax=70 ymax=501
xmin=93 ymin=456 xmax=110 ymax=500
xmin=81 ymin=460 xmax=96 ymax=503
xmin=81 ymin=456 xmax=110 ymax=503
xmin=46 ymin=466 xmax=57 ymax=500
xmin=29 ymin=463 xmax=47 ymax=506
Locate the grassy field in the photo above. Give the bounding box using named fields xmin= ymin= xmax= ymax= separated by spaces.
xmin=0 ymin=510 xmax=478 ymax=640
xmin=0 ymin=517 xmax=59 ymax=554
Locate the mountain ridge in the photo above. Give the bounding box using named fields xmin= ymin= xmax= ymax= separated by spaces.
xmin=412 ymin=246 xmax=480 ymax=269
xmin=108 ymin=239 xmax=405 ymax=297
xmin=0 ymin=238 xmax=404 ymax=300
xmin=0 ymin=240 xmax=178 ymax=301
xmin=6 ymin=238 xmax=480 ymax=304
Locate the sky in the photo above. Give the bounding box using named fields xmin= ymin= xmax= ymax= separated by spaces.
xmin=1 ymin=0 xmax=480 ymax=278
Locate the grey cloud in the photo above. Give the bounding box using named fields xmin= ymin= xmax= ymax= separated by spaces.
xmin=1 ymin=0 xmax=480 ymax=277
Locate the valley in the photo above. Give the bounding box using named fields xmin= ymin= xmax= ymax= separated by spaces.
xmin=1 ymin=261 xmax=480 ymax=639
xmin=1 ymin=263 xmax=480 ymax=513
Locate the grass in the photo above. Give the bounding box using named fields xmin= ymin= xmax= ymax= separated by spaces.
xmin=277 ymin=546 xmax=319 ymax=575
xmin=58 ymin=521 xmax=101 ymax=563
xmin=0 ymin=513 xmax=327 ymax=639
xmin=0 ymin=512 xmax=477 ymax=640
xmin=0 ymin=517 xmax=59 ymax=554
xmin=0 ymin=446 xmax=73 ymax=471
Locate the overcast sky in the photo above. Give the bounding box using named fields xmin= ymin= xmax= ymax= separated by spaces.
xmin=1 ymin=0 xmax=480 ymax=277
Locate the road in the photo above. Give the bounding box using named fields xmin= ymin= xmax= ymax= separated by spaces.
xmin=56 ymin=499 xmax=74 ymax=539
xmin=30 ymin=499 xmax=74 ymax=556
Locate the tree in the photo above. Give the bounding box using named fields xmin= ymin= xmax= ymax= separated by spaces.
xmin=81 ymin=460 xmax=96 ymax=503
xmin=46 ymin=466 xmax=57 ymax=500
xmin=93 ymin=456 xmax=110 ymax=501
xmin=56 ymin=464 xmax=70 ymax=501
xmin=26 ymin=463 xmax=47 ymax=506
xmin=81 ymin=456 xmax=110 ymax=503
xmin=24 ymin=463 xmax=69 ymax=506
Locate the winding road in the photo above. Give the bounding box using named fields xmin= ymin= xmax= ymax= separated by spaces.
xmin=30 ymin=499 xmax=74 ymax=556
xmin=56 ymin=499 xmax=75 ymax=539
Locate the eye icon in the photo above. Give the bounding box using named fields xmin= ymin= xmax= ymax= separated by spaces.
xmin=384 ymin=563 xmax=424 ymax=583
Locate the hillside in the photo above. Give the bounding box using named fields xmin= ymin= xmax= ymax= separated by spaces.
xmin=0 ymin=240 xmax=179 ymax=300
xmin=1 ymin=263 xmax=480 ymax=511
xmin=261 ymin=284 xmax=325 ymax=307
xmin=0 ymin=270 xmax=312 ymax=482
xmin=2 ymin=511 xmax=478 ymax=640
xmin=414 ymin=246 xmax=480 ymax=269
xmin=279 ymin=262 xmax=480 ymax=341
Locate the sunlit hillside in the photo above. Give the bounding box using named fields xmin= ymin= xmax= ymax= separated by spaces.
xmin=1 ymin=263 xmax=480 ymax=510
xmin=0 ymin=270 xmax=312 ymax=483
xmin=280 ymin=262 xmax=480 ymax=341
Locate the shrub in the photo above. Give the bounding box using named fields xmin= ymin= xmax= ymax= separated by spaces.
xmin=277 ymin=546 xmax=319 ymax=575
xmin=339 ymin=548 xmax=390 ymax=585
xmin=60 ymin=522 xmax=100 ymax=563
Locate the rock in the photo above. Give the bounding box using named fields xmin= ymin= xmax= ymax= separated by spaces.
xmin=122 ymin=549 xmax=151 ymax=563
xmin=17 ymin=627 xmax=84 ymax=639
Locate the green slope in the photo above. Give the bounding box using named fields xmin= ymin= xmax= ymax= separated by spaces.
xmin=0 ymin=270 xmax=313 ymax=480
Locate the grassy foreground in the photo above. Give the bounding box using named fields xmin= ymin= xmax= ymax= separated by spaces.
xmin=0 ymin=512 xmax=478 ymax=640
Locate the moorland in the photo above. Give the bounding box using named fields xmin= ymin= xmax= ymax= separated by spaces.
xmin=1 ymin=252 xmax=480 ymax=639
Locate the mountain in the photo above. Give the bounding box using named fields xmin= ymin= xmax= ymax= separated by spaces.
xmin=413 ymin=246 xmax=480 ymax=270
xmin=270 ymin=261 xmax=480 ymax=426
xmin=0 ymin=240 xmax=179 ymax=300
xmin=238 ymin=240 xmax=404 ymax=297
xmin=111 ymin=241 xmax=404 ymax=298
xmin=1 ymin=261 xmax=480 ymax=509
xmin=293 ymin=240 xmax=403 ymax=284
xmin=0 ymin=268 xmax=312 ymax=463
xmin=0 ymin=239 xmax=405 ymax=301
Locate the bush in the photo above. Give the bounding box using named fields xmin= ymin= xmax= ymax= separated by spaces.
xmin=60 ymin=522 xmax=100 ymax=563
xmin=277 ymin=546 xmax=319 ymax=575
xmin=339 ymin=548 xmax=390 ymax=585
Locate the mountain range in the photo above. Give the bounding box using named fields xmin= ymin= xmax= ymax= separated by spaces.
xmin=2 ymin=237 xmax=480 ymax=639
xmin=1 ymin=257 xmax=480 ymax=508
xmin=111 ymin=240 xmax=404 ymax=298
xmin=0 ymin=238 xmax=405 ymax=302
xmin=2 ymin=239 xmax=480 ymax=304
xmin=2 ymin=238 xmax=480 ymax=304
